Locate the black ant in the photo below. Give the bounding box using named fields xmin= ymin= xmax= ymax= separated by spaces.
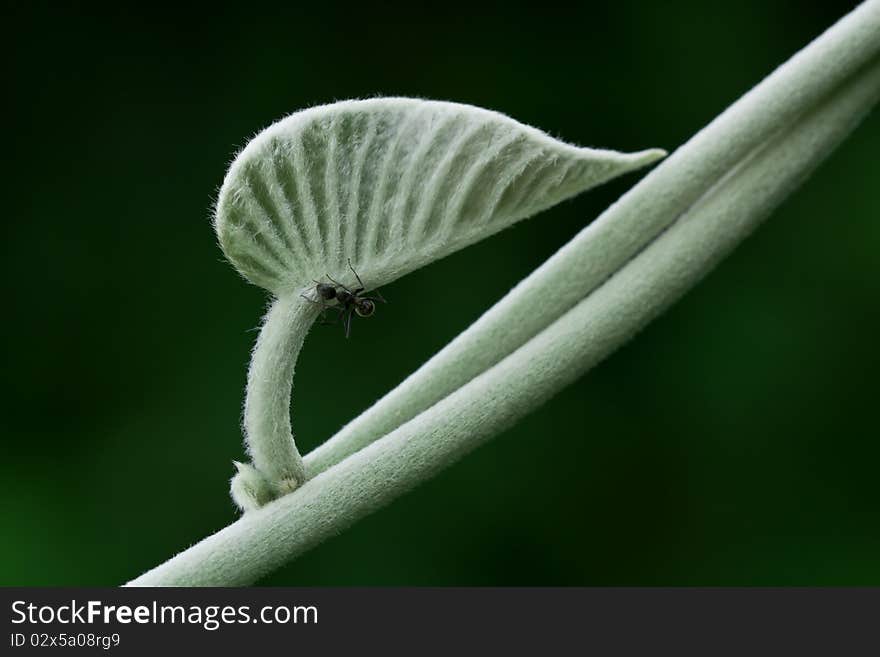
xmin=302 ymin=259 xmax=386 ymax=338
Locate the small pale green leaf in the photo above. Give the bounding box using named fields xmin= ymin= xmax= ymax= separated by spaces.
xmin=218 ymin=97 xmax=664 ymax=511
xmin=215 ymin=97 xmax=664 ymax=296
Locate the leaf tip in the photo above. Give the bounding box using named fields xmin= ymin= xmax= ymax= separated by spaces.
xmin=629 ymin=147 xmax=668 ymax=166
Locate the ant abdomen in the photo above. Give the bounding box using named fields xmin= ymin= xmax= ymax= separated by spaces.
xmin=355 ymin=299 xmax=375 ymax=317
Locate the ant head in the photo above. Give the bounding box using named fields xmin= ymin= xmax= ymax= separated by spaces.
xmin=355 ymin=298 xmax=375 ymax=318
xmin=315 ymin=283 xmax=336 ymax=300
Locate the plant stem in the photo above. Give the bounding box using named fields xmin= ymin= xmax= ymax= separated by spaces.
xmin=304 ymin=0 xmax=880 ymax=479
xmin=128 ymin=2 xmax=880 ymax=585
xmin=242 ymin=294 xmax=320 ymax=492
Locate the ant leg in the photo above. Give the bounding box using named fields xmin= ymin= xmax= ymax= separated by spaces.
xmin=301 ymin=292 xmax=334 ymax=316
xmin=372 ymin=288 xmax=387 ymax=304
xmin=344 ymin=306 xmax=354 ymax=338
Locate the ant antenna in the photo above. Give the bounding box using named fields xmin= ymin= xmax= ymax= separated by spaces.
xmin=346 ymin=259 xmax=387 ymax=302
xmin=325 ymin=273 xmax=351 ymax=293
xmin=347 ymin=258 xmax=366 ymax=290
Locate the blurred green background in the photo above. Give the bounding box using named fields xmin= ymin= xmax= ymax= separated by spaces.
xmin=4 ymin=1 xmax=879 ymax=586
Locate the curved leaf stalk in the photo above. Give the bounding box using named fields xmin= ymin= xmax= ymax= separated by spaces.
xmin=231 ymin=295 xmax=321 ymax=508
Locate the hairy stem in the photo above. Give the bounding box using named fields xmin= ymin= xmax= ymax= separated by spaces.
xmin=304 ymin=0 xmax=880 ymax=478
xmin=242 ymin=294 xmax=320 ymax=493
xmin=129 ymin=2 xmax=880 ymax=585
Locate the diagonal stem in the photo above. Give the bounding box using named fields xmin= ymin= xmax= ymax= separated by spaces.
xmin=129 ymin=3 xmax=880 ymax=585
xmin=304 ymin=0 xmax=880 ymax=479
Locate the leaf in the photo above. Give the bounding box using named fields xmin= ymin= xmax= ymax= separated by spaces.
xmin=216 ymin=97 xmax=665 ymax=511
xmin=304 ymin=6 xmax=880 ymax=479
xmin=214 ymin=97 xmax=664 ymax=296
xmin=129 ymin=2 xmax=880 ymax=585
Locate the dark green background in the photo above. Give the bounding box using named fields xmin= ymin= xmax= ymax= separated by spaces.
xmin=4 ymin=1 xmax=878 ymax=585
